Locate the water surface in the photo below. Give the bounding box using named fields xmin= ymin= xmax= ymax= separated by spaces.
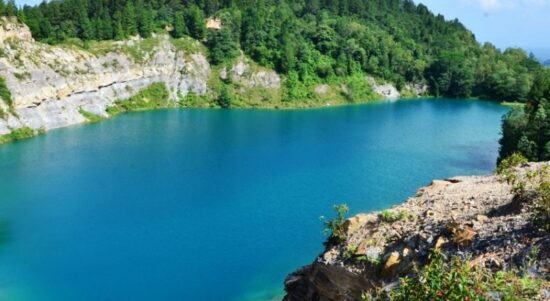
xmin=0 ymin=99 xmax=507 ymax=301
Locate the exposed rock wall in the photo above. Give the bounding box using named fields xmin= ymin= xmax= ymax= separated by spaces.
xmin=0 ymin=19 xmax=213 ymax=135
xmin=0 ymin=18 xmax=421 ymax=138
xmin=0 ymin=19 xmax=283 ymax=136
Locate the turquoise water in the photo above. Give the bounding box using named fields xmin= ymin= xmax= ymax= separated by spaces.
xmin=0 ymin=99 xmax=507 ymax=301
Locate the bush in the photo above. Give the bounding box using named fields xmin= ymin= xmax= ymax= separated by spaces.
xmin=321 ymin=204 xmax=349 ymax=242
xmin=534 ymin=170 xmax=550 ymax=231
xmin=216 ymin=85 xmax=231 ymax=108
xmin=497 ymin=153 xmax=528 ymax=176
xmin=384 ymin=253 xmax=543 ymax=301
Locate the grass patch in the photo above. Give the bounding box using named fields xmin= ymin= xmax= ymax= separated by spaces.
xmin=502 ymin=101 xmax=526 ymax=108
xmin=78 ymin=108 xmax=105 ymax=123
xmin=106 ymin=82 xmax=172 ymax=116
xmin=0 ymin=76 xmax=12 ymax=107
xmin=0 ymin=127 xmax=42 ymax=144
xmin=170 ymin=36 xmax=207 ymax=54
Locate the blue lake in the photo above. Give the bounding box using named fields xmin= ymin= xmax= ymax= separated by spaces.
xmin=0 ymin=99 xmax=507 ymax=301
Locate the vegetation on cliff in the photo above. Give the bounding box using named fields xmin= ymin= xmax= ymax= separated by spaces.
xmin=0 ymin=126 xmax=44 ymax=144
xmin=106 ymin=82 xmax=172 ymax=116
xmin=0 ymin=0 xmax=544 ymax=103
xmin=498 ymin=69 xmax=550 ymax=162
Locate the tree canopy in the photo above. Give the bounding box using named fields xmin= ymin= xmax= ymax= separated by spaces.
xmin=1 ymin=0 xmax=545 ymax=103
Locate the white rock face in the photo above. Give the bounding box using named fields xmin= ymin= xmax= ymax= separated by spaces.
xmin=0 ymin=21 xmax=214 ymax=135
xmin=0 ymin=20 xmax=284 ymax=137
xmin=366 ymin=76 xmax=400 ymax=100
xmin=227 ymin=58 xmax=281 ymax=89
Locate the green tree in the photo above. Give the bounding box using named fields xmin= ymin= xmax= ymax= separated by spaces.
xmin=123 ymin=1 xmax=138 ymax=37
xmin=186 ymin=6 xmax=206 ymax=40
xmin=171 ymin=11 xmax=187 ymax=38
xmin=216 ymin=85 xmax=231 ymax=108
xmin=206 ymin=27 xmax=238 ymax=64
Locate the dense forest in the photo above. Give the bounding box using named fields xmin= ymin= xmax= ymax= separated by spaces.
xmin=0 ymin=0 xmax=548 ymax=161
xmin=0 ymin=0 xmax=544 ymax=100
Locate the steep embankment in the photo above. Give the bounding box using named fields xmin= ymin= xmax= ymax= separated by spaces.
xmin=0 ymin=17 xmax=282 ymax=137
xmin=284 ymin=163 xmax=550 ymax=300
xmin=0 ymin=17 xmax=416 ymax=141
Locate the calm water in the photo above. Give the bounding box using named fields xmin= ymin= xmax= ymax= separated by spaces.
xmin=0 ymin=99 xmax=507 ymax=301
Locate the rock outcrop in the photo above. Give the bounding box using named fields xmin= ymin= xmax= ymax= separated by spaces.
xmin=0 ymin=20 xmax=211 ymax=135
xmin=0 ymin=17 xmax=420 ymax=138
xmin=0 ymin=19 xmax=280 ymax=136
xmin=284 ymin=163 xmax=550 ymax=301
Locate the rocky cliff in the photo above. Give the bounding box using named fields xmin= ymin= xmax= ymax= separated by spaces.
xmin=0 ymin=17 xmax=284 ymax=136
xmin=284 ymin=162 xmax=550 ymax=300
xmin=0 ymin=17 xmax=419 ymax=140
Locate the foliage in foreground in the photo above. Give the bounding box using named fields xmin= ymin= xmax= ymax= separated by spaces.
xmin=533 ymin=168 xmax=550 ymax=231
xmin=377 ymin=253 xmax=544 ymax=301
xmin=497 ymin=154 xmax=550 ymax=231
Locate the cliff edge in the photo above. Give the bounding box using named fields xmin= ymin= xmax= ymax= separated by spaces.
xmin=284 ymin=162 xmax=550 ymax=300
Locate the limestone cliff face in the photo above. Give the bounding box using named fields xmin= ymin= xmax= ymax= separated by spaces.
xmin=0 ymin=18 xmax=281 ymax=136
xmin=0 ymin=18 xmax=213 ymax=135
xmin=0 ymin=17 xmax=420 ymax=138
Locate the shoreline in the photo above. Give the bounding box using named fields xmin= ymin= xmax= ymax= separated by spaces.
xmin=0 ymin=96 xmax=506 ymax=147
xmin=283 ymin=162 xmax=550 ymax=300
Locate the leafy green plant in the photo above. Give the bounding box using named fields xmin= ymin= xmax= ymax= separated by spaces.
xmin=320 ymin=204 xmax=349 ymax=242
xmin=534 ymin=172 xmax=550 ymax=231
xmin=380 ymin=210 xmax=411 ymax=223
xmin=385 ymin=253 xmax=543 ymax=301
xmin=497 ymin=153 xmax=528 ymax=176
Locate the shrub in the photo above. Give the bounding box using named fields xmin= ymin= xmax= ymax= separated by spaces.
xmin=497 ymin=153 xmax=528 ymax=176
xmin=216 ymin=85 xmax=231 ymax=108
xmin=321 ymin=204 xmax=349 ymax=242
xmin=384 ymin=253 xmax=543 ymax=301
xmin=380 ymin=210 xmax=411 ymax=223
xmin=534 ymin=171 xmax=550 ymax=231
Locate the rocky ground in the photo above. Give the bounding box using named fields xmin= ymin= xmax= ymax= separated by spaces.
xmin=284 ymin=163 xmax=550 ymax=301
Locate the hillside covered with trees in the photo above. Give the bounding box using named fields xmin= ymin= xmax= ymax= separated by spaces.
xmin=0 ymin=0 xmax=544 ymax=102
xmin=1 ymin=0 xmax=548 ymax=163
